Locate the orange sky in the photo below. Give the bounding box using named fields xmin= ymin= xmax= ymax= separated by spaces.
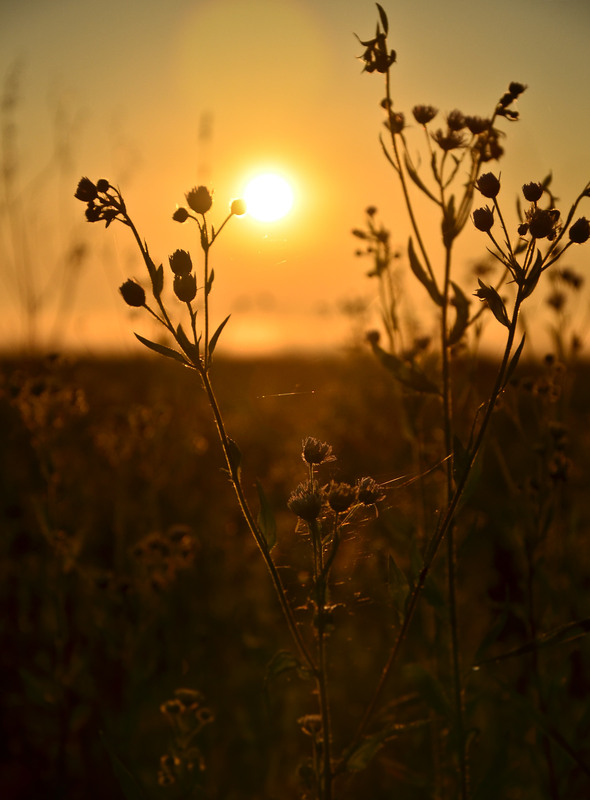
xmin=1 ymin=0 xmax=589 ymax=355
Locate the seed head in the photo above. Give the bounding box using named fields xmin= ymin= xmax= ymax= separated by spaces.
xmin=186 ymin=186 xmax=213 ymax=214
xmin=446 ymin=109 xmax=466 ymax=131
xmin=169 ymin=248 xmax=193 ymax=276
xmin=119 ymin=279 xmax=146 ymax=307
xmin=509 ymin=81 xmax=527 ymax=99
xmin=465 ymin=116 xmax=490 ymax=135
xmin=473 ymin=206 xmax=495 ymax=233
xmin=431 ymin=129 xmax=467 ymax=151
xmin=568 ymin=217 xmax=590 ymax=244
xmin=302 ymin=436 xmax=336 ymax=465
xmin=528 ymin=208 xmax=560 ymax=240
xmin=522 ymin=182 xmax=543 ymax=203
xmin=96 ymin=178 xmax=110 ymax=193
xmin=476 ymin=173 xmax=501 ymax=199
xmin=173 ymin=273 xmax=197 ymax=302
xmin=386 ymin=112 xmax=405 ymax=134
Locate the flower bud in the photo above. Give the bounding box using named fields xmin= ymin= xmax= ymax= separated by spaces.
xmin=356 ymin=476 xmax=385 ymax=505
xmin=230 ymin=198 xmax=247 ymax=216
xmin=568 ymin=217 xmax=590 ymax=244
xmin=287 ymin=482 xmax=324 ymax=523
xmin=476 ymin=172 xmax=501 ymax=199
xmin=96 ymin=178 xmax=110 ymax=193
xmin=302 ymin=436 xmax=335 ymax=465
xmin=473 ymin=206 xmax=495 ymax=232
xmin=446 ymin=109 xmax=465 ymax=131
xmin=119 ymin=279 xmax=146 ymax=307
xmin=168 ymin=249 xmax=193 ymax=276
xmin=75 ymin=177 xmax=97 ymax=202
xmin=522 ymin=182 xmax=543 ymax=203
xmin=509 ymin=81 xmax=527 ymax=98
xmin=172 ymin=207 xmax=189 ymax=223
xmin=186 ymin=186 xmax=212 ymax=214
xmin=528 ymin=208 xmax=559 ymax=240
xmin=173 ymin=273 xmax=197 ymax=302
xmin=327 ymin=481 xmax=357 ymax=513
xmin=465 ymin=116 xmax=490 ymax=135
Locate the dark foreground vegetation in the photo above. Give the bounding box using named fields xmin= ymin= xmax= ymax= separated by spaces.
xmin=1 ymin=351 xmax=589 ymax=799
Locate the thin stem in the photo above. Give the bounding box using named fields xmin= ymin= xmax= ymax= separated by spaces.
xmin=198 ymin=367 xmax=318 ymax=676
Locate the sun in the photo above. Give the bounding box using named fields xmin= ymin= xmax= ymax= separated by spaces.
xmin=243 ymin=173 xmax=294 ymax=222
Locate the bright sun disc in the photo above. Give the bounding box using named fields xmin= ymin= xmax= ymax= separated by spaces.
xmin=244 ymin=174 xmax=293 ymax=222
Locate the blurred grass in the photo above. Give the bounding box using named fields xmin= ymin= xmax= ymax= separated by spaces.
xmin=1 ymin=351 xmax=589 ymax=799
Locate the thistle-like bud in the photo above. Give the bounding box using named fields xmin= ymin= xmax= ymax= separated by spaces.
xmin=528 ymin=208 xmax=560 ymax=240
xmin=476 ymin=173 xmax=501 ymax=199
xmin=119 ymin=279 xmax=146 ymax=307
xmin=446 ymin=109 xmax=466 ymax=131
xmin=168 ymin=249 xmax=193 ymax=276
xmin=186 ymin=186 xmax=212 ymax=214
xmin=231 ymin=198 xmax=247 ymax=216
xmin=173 ymin=273 xmax=197 ymax=302
xmin=522 ymin=182 xmax=543 ymax=203
xmin=172 ymin=207 xmax=189 ymax=223
xmin=568 ymin=217 xmax=590 ymax=244
xmin=96 ymin=178 xmax=110 ymax=193
xmin=473 ymin=206 xmax=495 ymax=232
xmin=465 ymin=116 xmax=490 ymax=135
xmin=509 ymin=81 xmax=527 ymax=98
xmin=302 ymin=436 xmax=336 ymax=465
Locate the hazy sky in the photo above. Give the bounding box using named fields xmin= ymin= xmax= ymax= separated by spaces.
xmin=1 ymin=0 xmax=589 ymax=354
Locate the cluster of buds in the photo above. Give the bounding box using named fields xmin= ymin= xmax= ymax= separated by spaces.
xmin=158 ymin=688 xmax=214 ymax=788
xmin=356 ymin=3 xmax=396 ymax=74
xmin=352 ymin=206 xmax=397 ymax=279
xmin=74 ymin=177 xmax=126 ymax=228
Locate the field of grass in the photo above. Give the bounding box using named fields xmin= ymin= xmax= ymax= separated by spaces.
xmin=2 ymin=349 xmax=589 ymax=799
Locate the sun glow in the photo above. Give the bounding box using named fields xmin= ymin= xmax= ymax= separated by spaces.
xmin=243 ymin=173 xmax=294 ymax=222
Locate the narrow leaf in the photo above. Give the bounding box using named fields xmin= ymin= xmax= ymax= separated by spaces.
xmin=521 ymin=249 xmax=543 ymax=299
xmin=208 ymin=313 xmax=231 ymax=358
xmin=448 ymin=281 xmax=470 ymax=345
xmin=152 ymin=263 xmax=164 ymax=297
xmin=256 ymin=479 xmax=277 ymax=551
xmin=225 ymin=437 xmax=242 ymax=479
xmin=376 ymin=3 xmax=389 ymax=35
xmin=502 ymin=332 xmax=526 ymax=389
xmin=387 ymin=553 xmax=409 ymax=623
xmin=475 ymin=617 xmax=590 ymax=667
xmin=404 ymin=154 xmax=439 ymax=204
xmin=441 ymin=195 xmax=457 ymax=247
xmin=474 ymin=279 xmax=510 ymax=327
xmin=371 ymin=341 xmax=440 ymax=394
xmin=176 ymin=323 xmax=199 ymax=363
xmin=134 ymin=333 xmax=188 ymax=364
xmin=408 ymin=238 xmax=442 ymax=306
xmin=206 ymin=267 xmax=215 ymax=297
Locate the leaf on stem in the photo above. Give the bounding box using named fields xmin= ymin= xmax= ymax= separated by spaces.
xmin=225 ymin=437 xmax=242 ymax=480
xmin=474 ymin=279 xmax=510 ymax=327
xmin=255 ymin=479 xmax=277 ymax=551
xmin=134 ymin=333 xmax=189 ymax=365
xmin=152 ymin=263 xmax=164 ymax=298
xmin=205 ymin=267 xmax=215 ymax=297
xmin=442 ymin=195 xmax=457 ymax=248
xmin=376 ymin=3 xmax=389 ymax=34
xmin=521 ymin=249 xmax=543 ymax=299
xmin=209 ymin=314 xmax=231 ymax=358
xmin=448 ymin=281 xmax=470 ymax=345
xmin=176 ymin=323 xmax=199 ymax=363
xmin=502 ymin=332 xmax=526 ymax=389
xmin=371 ymin=340 xmax=440 ymax=394
xmin=475 ymin=617 xmax=590 ymax=667
xmin=408 ymin=238 xmax=442 ymax=306
xmin=404 ymin=154 xmax=440 ymax=204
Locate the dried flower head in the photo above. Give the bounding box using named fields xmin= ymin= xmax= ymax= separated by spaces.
xmin=287 ymin=481 xmax=324 ymax=522
xmin=356 ymin=476 xmax=385 ymax=505
xmin=327 ymin=481 xmax=358 ymax=513
xmin=446 ymin=109 xmax=466 ymax=131
xmin=119 ymin=279 xmax=146 ymax=307
xmin=386 ymin=112 xmax=405 ymax=134
xmin=527 ymin=207 xmax=561 ymax=240
xmin=173 ymin=207 xmax=189 ymax=223
xmin=74 ymin=177 xmax=97 ymax=202
xmin=302 ymin=436 xmax=336 ymax=465
xmin=412 ymin=105 xmax=438 ymax=125
xmin=476 ymin=173 xmax=501 ymax=199
xmin=186 ymin=186 xmax=213 ymax=214
xmin=465 ymin=116 xmax=490 ymax=135
xmin=431 ymin=129 xmax=467 ymax=151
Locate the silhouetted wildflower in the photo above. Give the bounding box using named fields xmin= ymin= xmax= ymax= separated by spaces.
xmin=186 ymin=186 xmax=212 ymax=214
xmin=568 ymin=217 xmax=590 ymax=244
xmin=288 ymin=482 xmax=324 ymax=522
xmin=74 ymin=177 xmax=97 ymax=202
xmin=327 ymin=481 xmax=357 ymax=513
xmin=431 ymin=129 xmax=466 ymax=151
xmin=476 ymin=173 xmax=501 ymax=199
xmin=527 ymin=207 xmax=560 ymax=240
xmin=522 ymin=182 xmax=543 ymax=203
xmin=231 ymin=198 xmax=247 ymax=216
xmin=173 ymin=207 xmax=189 ymax=223
xmin=446 ymin=109 xmax=465 ymax=131
xmin=465 ymin=116 xmax=490 ymax=135
xmin=412 ymin=105 xmax=438 ymax=125
xmin=356 ymin=476 xmax=385 ymax=505
xmin=169 ymin=249 xmax=193 ymax=276
xmin=473 ymin=207 xmax=495 ymax=232
xmin=173 ymin=273 xmax=197 ymax=302
xmin=386 ymin=112 xmax=405 ymax=134
xmin=302 ymin=436 xmax=335 ymax=465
